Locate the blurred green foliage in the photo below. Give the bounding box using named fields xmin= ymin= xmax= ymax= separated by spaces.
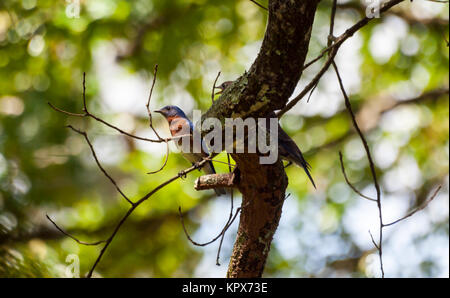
xmin=0 ymin=0 xmax=448 ymax=277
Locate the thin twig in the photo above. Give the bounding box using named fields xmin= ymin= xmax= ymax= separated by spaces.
xmin=46 ymin=214 xmax=106 ymax=246
xmin=48 ymin=71 xmax=181 ymax=144
xmin=327 ymin=0 xmax=384 ymax=273
xmin=333 ymin=61 xmax=384 ymax=277
xmin=141 ymin=67 xmax=172 ymax=176
xmin=211 ymin=71 xmax=221 ymax=104
xmin=82 ymin=72 xmax=87 ymax=112
xmin=178 ymin=155 xmax=239 ymax=265
xmin=328 ymin=0 xmax=337 ymax=48
xmin=216 ymin=154 xmax=235 ymax=265
xmin=217 ymin=202 xmax=240 ymax=266
xmin=48 ymin=70 xmax=234 ymax=277
xmin=47 ymin=102 xmax=86 ymax=117
xmin=339 ymin=151 xmax=376 ymax=202
xmin=384 ymin=186 xmax=442 ymax=227
xmin=178 ymin=204 xmax=240 ymax=247
xmin=48 ymin=101 xmax=189 ymax=143
xmin=249 ymin=0 xmax=268 ymax=11
xmin=380 ymin=87 xmax=449 ymax=114
xmin=277 ymin=0 xmax=405 ymax=118
xmin=147 ymin=140 xmax=170 ymax=174
xmin=210 ymin=159 xmax=236 ymax=168
xmin=67 ymin=125 xmax=134 ymax=205
xmin=146 ymin=64 xmax=163 ymax=140
xmin=304 ymin=0 xmax=338 ymax=106
xmin=277 ymin=47 xmax=338 ymax=117
xmin=86 ymin=158 xmax=211 ymax=278
xmin=368 ymin=230 xmax=379 ymax=250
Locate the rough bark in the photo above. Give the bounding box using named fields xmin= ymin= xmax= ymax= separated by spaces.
xmin=201 ymin=0 xmax=320 ymax=277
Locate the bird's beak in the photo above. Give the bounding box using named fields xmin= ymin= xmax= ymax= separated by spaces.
xmin=214 ymin=87 xmax=223 ymax=95
xmin=154 ymin=109 xmax=166 ymax=118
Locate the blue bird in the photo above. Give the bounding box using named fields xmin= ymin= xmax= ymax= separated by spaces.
xmin=155 ymin=105 xmax=227 ymax=196
xmin=215 ymin=81 xmax=316 ymax=189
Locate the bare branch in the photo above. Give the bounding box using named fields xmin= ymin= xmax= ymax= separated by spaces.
xmin=217 ymin=202 xmax=240 ymax=266
xmin=380 ymin=88 xmax=449 ymax=114
xmin=339 ymin=151 xmax=376 ymax=202
xmin=180 ymin=155 xmax=240 ymax=266
xmin=368 ymin=230 xmax=379 ymax=250
xmin=67 ymin=125 xmax=134 ymax=205
xmin=248 ymin=0 xmax=268 ymax=11
xmin=46 ymin=214 xmax=106 ymax=246
xmin=48 ymin=73 xmax=190 ymax=144
xmin=277 ymin=0 xmax=405 ymax=118
xmin=328 ymin=0 xmax=337 ymax=47
xmin=384 ymin=186 xmax=442 ymax=227
xmin=146 ymin=64 xmax=164 ymax=141
xmin=210 ymin=159 xmax=236 ymax=168
xmin=82 ymin=72 xmax=87 ymax=112
xmin=216 ymin=154 xmax=236 ymax=266
xmin=147 ymin=140 xmax=170 ymax=174
xmin=211 ymin=71 xmax=221 ymax=104
xmin=86 ymin=158 xmax=211 ymax=278
xmin=178 ymin=204 xmax=241 ymax=247
xmin=194 ymin=173 xmax=235 ymax=191
xmin=47 ymin=102 xmax=86 ymax=117
xmin=333 ymin=61 xmax=384 ymax=277
xmin=277 ymin=47 xmax=338 ymax=117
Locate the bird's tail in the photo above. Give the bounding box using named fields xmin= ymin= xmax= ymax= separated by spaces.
xmin=301 ymin=161 xmax=316 ymax=189
xmin=286 ymin=151 xmax=316 ymax=189
xmin=203 ymin=161 xmax=227 ymax=196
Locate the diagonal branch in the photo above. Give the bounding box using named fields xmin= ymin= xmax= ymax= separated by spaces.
xmin=384 ymin=186 xmax=442 ymax=227
xmin=85 ymin=158 xmax=212 ymax=278
xmin=211 ymin=71 xmax=221 ymax=104
xmin=178 ymin=204 xmax=241 ymax=248
xmin=46 ymin=214 xmax=106 ymax=246
xmin=277 ymin=0 xmax=405 ymax=118
xmin=48 ymin=71 xmax=187 ymax=144
xmin=339 ymin=151 xmax=376 ymax=202
xmin=67 ymin=125 xmax=134 ymax=205
xmin=194 ymin=173 xmax=236 ymax=191
xmin=248 ymin=0 xmax=268 ymax=11
xmin=333 ymin=60 xmax=385 ymax=277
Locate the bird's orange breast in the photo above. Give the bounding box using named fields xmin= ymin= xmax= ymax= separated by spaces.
xmin=168 ymin=117 xmax=189 ymax=137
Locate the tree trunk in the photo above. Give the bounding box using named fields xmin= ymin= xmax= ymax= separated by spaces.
xmin=202 ymin=0 xmax=320 ymax=277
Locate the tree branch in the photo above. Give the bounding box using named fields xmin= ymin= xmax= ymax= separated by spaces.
xmin=194 ymin=173 xmax=236 ymax=191
xmin=277 ymin=0 xmax=405 ymax=117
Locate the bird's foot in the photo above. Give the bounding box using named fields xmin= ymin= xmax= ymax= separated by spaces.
xmin=194 ymin=161 xmax=203 ymax=170
xmin=178 ymin=170 xmax=187 ymax=179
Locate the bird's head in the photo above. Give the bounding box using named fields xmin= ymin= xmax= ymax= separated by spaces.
xmin=214 ymin=81 xmax=233 ymax=95
xmin=154 ymin=105 xmax=187 ymax=121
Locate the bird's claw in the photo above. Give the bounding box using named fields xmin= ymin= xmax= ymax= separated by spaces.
xmin=178 ymin=171 xmax=187 ymax=179
xmin=192 ymin=161 xmax=202 ymax=171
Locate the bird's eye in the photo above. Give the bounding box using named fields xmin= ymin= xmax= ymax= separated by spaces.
xmin=167 ymin=107 xmax=171 ymax=110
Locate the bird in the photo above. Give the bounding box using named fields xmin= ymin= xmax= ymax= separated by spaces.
xmin=214 ymin=81 xmax=233 ymax=95
xmin=215 ymin=81 xmax=316 ymax=188
xmin=155 ymin=105 xmax=227 ymax=196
